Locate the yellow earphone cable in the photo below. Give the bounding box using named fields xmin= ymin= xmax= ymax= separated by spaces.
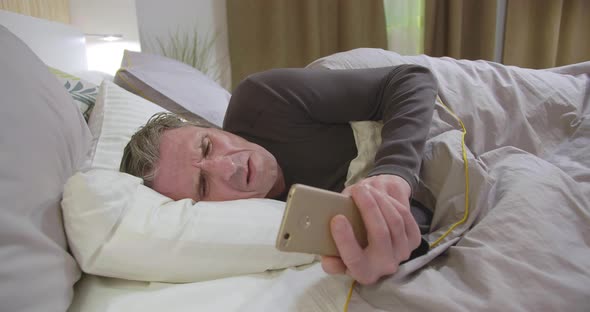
xmin=343 ymin=280 xmax=356 ymax=311
xmin=343 ymin=95 xmax=470 ymax=311
xmin=429 ymin=96 xmax=470 ymax=248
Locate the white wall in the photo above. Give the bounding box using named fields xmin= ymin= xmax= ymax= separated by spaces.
xmin=69 ymin=0 xmax=141 ymax=75
xmin=135 ymin=0 xmax=231 ymax=89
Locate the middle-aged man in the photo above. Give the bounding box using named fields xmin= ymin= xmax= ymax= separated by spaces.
xmin=120 ymin=65 xmax=438 ymax=285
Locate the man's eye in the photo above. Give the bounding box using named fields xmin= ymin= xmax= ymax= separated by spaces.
xmin=203 ymin=137 xmax=212 ymax=157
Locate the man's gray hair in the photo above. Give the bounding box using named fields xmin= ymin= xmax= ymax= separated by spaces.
xmin=120 ymin=112 xmax=211 ymax=186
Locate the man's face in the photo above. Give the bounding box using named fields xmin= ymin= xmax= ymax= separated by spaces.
xmin=152 ymin=126 xmax=281 ymax=202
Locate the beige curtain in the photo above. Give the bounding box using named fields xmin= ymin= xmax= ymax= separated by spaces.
xmin=226 ymin=0 xmax=387 ymax=89
xmin=424 ymin=0 xmax=498 ymax=61
xmin=503 ymin=0 xmax=590 ymax=69
xmin=0 ymin=0 xmax=70 ymax=24
xmin=424 ymin=0 xmax=590 ymax=68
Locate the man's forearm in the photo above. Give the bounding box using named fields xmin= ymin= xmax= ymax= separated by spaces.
xmin=370 ymin=65 xmax=438 ymax=192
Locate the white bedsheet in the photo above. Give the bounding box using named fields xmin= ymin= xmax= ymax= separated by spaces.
xmin=70 ymin=50 xmax=590 ymax=311
xmin=70 ymin=263 xmax=352 ymax=312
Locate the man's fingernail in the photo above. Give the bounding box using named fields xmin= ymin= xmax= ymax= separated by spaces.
xmin=333 ymin=216 xmax=346 ymax=232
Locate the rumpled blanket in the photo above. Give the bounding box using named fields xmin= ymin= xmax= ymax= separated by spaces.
xmin=309 ymin=49 xmax=590 ymax=311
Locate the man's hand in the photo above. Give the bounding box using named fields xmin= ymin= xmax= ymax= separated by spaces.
xmin=321 ymin=175 xmax=421 ymax=285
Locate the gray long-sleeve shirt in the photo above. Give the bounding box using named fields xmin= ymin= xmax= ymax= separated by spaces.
xmin=223 ymin=65 xmax=438 ymax=200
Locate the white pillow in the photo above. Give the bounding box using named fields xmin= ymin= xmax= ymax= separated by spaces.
xmin=62 ymin=170 xmax=313 ymax=282
xmin=86 ymin=80 xmax=166 ymax=170
xmin=64 ymin=81 xmax=314 ymax=283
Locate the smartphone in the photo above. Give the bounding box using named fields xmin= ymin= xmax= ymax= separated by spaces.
xmin=275 ymin=184 xmax=367 ymax=256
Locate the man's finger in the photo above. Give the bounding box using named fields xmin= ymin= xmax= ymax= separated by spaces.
xmin=377 ymin=192 xmax=410 ymax=260
xmin=321 ymin=256 xmax=346 ymax=274
xmin=330 ymin=214 xmax=367 ymax=278
xmin=342 ymin=185 xmax=353 ymax=196
xmin=350 ymin=185 xmax=390 ymax=246
xmin=391 ymin=196 xmax=422 ymax=250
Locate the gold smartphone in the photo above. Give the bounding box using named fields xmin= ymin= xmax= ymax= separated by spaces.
xmin=275 ymin=184 xmax=367 ymax=256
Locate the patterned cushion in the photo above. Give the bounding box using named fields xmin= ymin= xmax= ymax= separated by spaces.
xmin=50 ymin=67 xmax=99 ymax=120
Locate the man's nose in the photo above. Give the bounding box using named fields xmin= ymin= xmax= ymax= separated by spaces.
xmin=196 ymin=156 xmax=237 ymax=181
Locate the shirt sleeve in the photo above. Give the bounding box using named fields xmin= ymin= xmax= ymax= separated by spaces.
xmin=226 ymin=65 xmax=438 ymax=192
xmin=365 ymin=65 xmax=438 ymax=193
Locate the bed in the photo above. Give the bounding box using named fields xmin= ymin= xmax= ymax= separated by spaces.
xmin=1 ymin=9 xmax=589 ymax=312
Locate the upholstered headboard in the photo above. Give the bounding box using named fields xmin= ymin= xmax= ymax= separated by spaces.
xmin=0 ymin=9 xmax=87 ymax=73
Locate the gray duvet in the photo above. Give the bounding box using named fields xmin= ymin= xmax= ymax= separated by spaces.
xmin=309 ymin=49 xmax=590 ymax=312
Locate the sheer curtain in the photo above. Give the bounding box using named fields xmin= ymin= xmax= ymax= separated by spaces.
xmin=383 ymin=0 xmax=425 ymax=55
